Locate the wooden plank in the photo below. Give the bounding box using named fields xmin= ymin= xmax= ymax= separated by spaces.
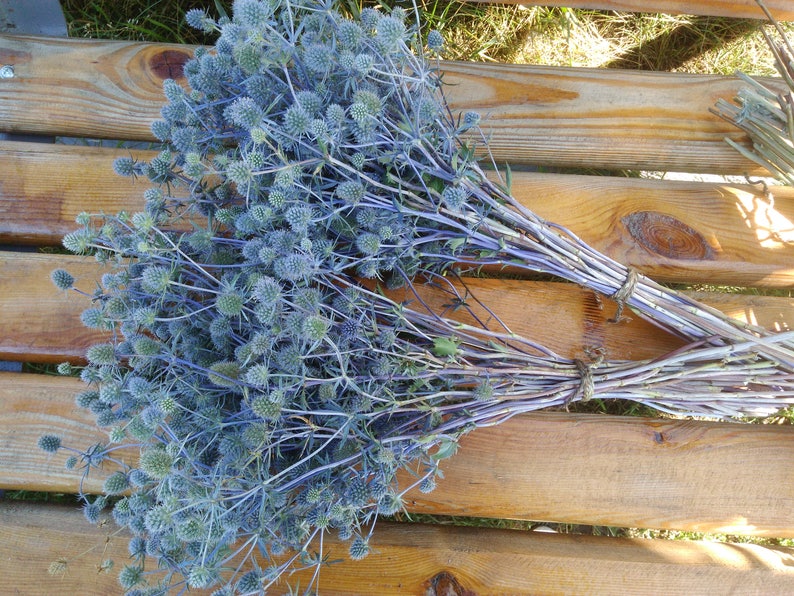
xmin=4 ymin=371 xmax=794 ymax=537
xmin=4 ymin=142 xmax=794 ymax=286
xmin=510 ymin=172 xmax=794 ymax=288
xmin=3 ymin=501 xmax=794 ymax=594
xmin=0 ymin=35 xmax=193 ymax=142
xmin=0 ymin=34 xmax=776 ymax=174
xmin=0 ymin=250 xmax=791 ymax=362
xmin=0 ymin=250 xmax=677 ymax=363
xmin=441 ymin=61 xmax=774 ymax=174
xmin=0 ymin=253 xmax=109 ymax=363
xmin=0 ymin=142 xmax=158 ymax=245
xmin=5 ymin=250 xmax=794 ymax=363
xmin=477 ymin=0 xmax=794 ymax=20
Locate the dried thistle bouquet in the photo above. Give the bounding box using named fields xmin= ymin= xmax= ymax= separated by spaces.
xmin=41 ymin=0 xmax=794 ymax=593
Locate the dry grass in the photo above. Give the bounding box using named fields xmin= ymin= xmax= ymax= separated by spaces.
xmin=61 ymin=2 xmax=793 ymax=76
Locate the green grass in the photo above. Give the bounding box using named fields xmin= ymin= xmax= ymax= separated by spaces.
xmin=61 ymin=0 xmax=232 ymax=44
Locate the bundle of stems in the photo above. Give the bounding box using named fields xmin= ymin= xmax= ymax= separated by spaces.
xmin=713 ymin=0 xmax=794 ymax=185
xmin=138 ymin=0 xmax=794 ymax=371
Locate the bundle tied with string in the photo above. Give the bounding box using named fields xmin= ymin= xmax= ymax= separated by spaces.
xmin=41 ymin=0 xmax=794 ymax=593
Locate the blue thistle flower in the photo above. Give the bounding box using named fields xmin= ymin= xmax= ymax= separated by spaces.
xmin=283 ymin=104 xmax=311 ymax=137
xmin=303 ymin=43 xmax=333 ymax=74
xmin=348 ymin=536 xmax=370 ymax=560
xmin=139 ymin=446 xmax=173 ymax=480
xmin=243 ymin=364 xmax=270 ymax=387
xmin=442 ymin=185 xmax=468 ymax=211
xmin=336 ymin=180 xmax=365 ymax=204
xmin=359 ymin=8 xmax=380 ymax=29
xmin=226 ymin=160 xmax=254 ymax=185
xmin=253 ymin=276 xmax=283 ymax=304
xmin=234 ymin=0 xmax=274 ymax=29
xmin=62 ymin=229 xmax=95 ymax=254
xmin=285 ymin=204 xmax=314 ymax=233
xmin=187 ymin=565 xmax=217 ymax=589
xmin=463 ymin=110 xmax=481 ymax=128
xmin=216 ymin=292 xmax=245 ymax=317
xmin=355 ymin=232 xmax=381 ymax=256
xmin=338 ymin=20 xmax=364 ymax=50
xmin=302 ymin=314 xmax=329 ymax=342
xmin=82 ymin=499 xmax=105 ymax=524
xmin=233 ymin=42 xmax=263 ymax=75
xmin=427 ymin=29 xmax=444 ymax=52
xmin=127 ymin=535 xmax=147 ymax=558
xmin=419 ymin=475 xmax=437 ymax=493
xmin=118 ymin=564 xmax=144 ymax=590
xmin=112 ymin=156 xmax=137 ymax=177
xmin=103 ymin=471 xmax=130 ymax=495
xmin=86 ymin=343 xmax=117 ymax=365
xmin=140 ymin=265 xmax=171 ymax=294
xmin=50 ymin=268 xmax=75 ymax=290
xmin=75 ymin=389 xmax=99 ymax=409
xmin=274 ymin=253 xmax=315 ymax=281
xmin=295 ymin=91 xmax=324 ymax=116
xmin=325 ymin=103 xmax=346 ymax=128
xmin=38 ymin=434 xmax=61 ymax=453
xmin=128 ymin=469 xmax=150 ymax=488
xmin=185 ymin=8 xmax=215 ymax=33
xmin=376 ymin=15 xmax=406 ymax=47
xmin=235 ymin=570 xmax=263 ymax=594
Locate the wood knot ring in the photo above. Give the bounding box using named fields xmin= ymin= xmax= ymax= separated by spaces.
xmin=622 ymin=211 xmax=713 ymax=260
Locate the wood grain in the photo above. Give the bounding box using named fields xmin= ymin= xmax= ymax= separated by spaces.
xmin=476 ymin=0 xmax=794 ymax=20
xmin=0 ymin=252 xmax=109 ymax=363
xmin=0 ymin=142 xmax=158 ymax=244
xmin=8 ymin=249 xmax=794 ymax=364
xmin=2 ymin=501 xmax=794 ymax=595
xmin=0 ymin=35 xmax=192 ymax=141
xmin=0 ymin=34 xmax=777 ymax=173
xmin=4 ymin=142 xmax=794 ymax=285
xmin=3 ymin=371 xmax=794 ymax=537
xmin=507 ymin=172 xmax=794 ymax=287
xmin=4 ymin=250 xmax=794 ymax=364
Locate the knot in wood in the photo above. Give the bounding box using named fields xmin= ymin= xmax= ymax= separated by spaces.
xmin=148 ymin=49 xmax=190 ymax=81
xmin=622 ymin=210 xmax=713 ymax=260
xmin=424 ymin=571 xmax=476 ymax=596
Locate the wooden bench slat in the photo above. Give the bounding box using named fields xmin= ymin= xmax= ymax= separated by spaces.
xmin=0 ymin=142 xmax=159 ymax=245
xmin=512 ymin=172 xmax=794 ymax=287
xmin=442 ymin=61 xmax=768 ymax=174
xmin=4 ymin=371 xmax=794 ymax=537
xmin=4 ymin=250 xmax=794 ymax=364
xmin=4 ymin=141 xmax=794 ymax=286
xmin=3 ymin=501 xmax=794 ymax=594
xmin=0 ymin=34 xmax=773 ymax=174
xmin=480 ymin=0 xmax=794 ymax=20
xmin=0 ymin=249 xmax=749 ymax=363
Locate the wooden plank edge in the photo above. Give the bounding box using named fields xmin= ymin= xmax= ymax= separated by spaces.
xmin=3 ymin=371 xmax=793 ymax=537
xmin=2 ymin=500 xmax=794 ymax=595
xmin=0 ymin=34 xmax=774 ymax=174
xmin=3 ymin=141 xmax=794 ymax=286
